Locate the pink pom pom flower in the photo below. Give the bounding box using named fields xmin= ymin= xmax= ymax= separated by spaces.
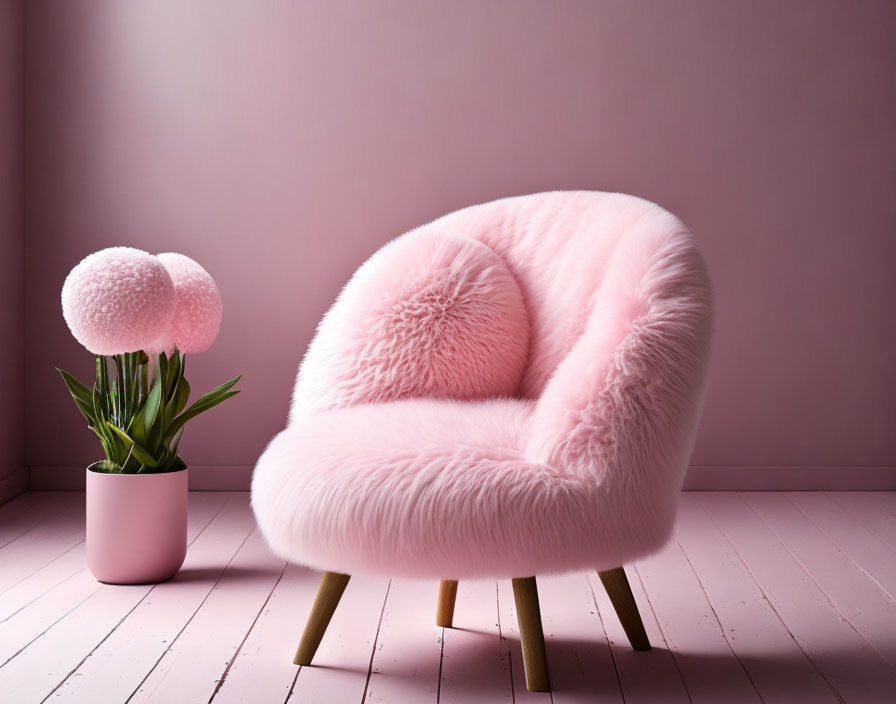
xmin=151 ymin=253 xmax=223 ymax=355
xmin=61 ymin=247 xmax=176 ymax=355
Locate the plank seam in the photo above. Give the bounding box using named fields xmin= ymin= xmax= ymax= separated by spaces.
xmin=0 ymin=539 xmax=85 ymax=599
xmin=0 ymin=521 xmax=42 ymax=551
xmin=359 ymin=579 xmax=393 ymax=704
xmin=0 ymin=583 xmax=103 ymax=669
xmin=208 ymin=560 xmax=289 ymax=703
xmin=284 ymin=665 xmax=302 ymax=702
xmin=672 ymin=532 xmax=766 ymax=702
xmin=630 ymin=564 xmax=697 ymax=704
xmin=0 ymin=544 xmax=86 ymax=624
xmin=739 ymin=492 xmax=896 ymax=674
xmin=694 ymin=494 xmax=847 ymax=703
xmin=582 ymin=572 xmax=629 ymax=703
xmin=436 ymin=625 xmax=445 ymax=703
xmin=783 ymin=493 xmax=896 ymax=604
xmin=122 ymin=521 xmax=258 ymax=703
xmin=827 ymin=492 xmax=896 ymax=551
xmin=494 ymin=581 xmax=516 ymax=704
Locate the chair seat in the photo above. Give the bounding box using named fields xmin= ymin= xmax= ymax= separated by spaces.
xmin=251 ymin=398 xmax=671 ymax=579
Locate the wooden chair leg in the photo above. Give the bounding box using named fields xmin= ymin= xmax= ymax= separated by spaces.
xmin=437 ymin=579 xmax=458 ymax=627
xmin=293 ymin=571 xmax=351 ymax=665
xmin=597 ymin=567 xmax=651 ymax=651
xmin=511 ymin=576 xmax=551 ymax=692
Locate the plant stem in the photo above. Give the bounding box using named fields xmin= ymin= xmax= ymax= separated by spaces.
xmin=113 ymin=355 xmax=124 ymax=426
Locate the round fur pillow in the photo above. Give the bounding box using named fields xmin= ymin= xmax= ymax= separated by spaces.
xmin=291 ymin=229 xmax=531 ymax=419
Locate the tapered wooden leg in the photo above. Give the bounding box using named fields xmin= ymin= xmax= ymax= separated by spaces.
xmin=293 ymin=571 xmax=351 ymax=665
xmin=437 ymin=580 xmax=458 ymax=627
xmin=511 ymin=576 xmax=551 ymax=692
xmin=598 ymin=567 xmax=651 ymax=651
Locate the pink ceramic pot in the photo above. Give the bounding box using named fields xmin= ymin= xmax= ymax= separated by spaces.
xmin=86 ymin=464 xmax=188 ymax=584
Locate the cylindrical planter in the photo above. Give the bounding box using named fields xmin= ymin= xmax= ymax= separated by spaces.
xmin=86 ymin=463 xmax=188 ymax=584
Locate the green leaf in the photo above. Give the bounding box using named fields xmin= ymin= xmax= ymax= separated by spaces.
xmin=164 ymin=384 xmax=240 ymax=443
xmin=121 ymin=445 xmax=141 ymax=473
xmin=92 ymin=382 xmax=106 ymax=425
xmin=165 ymin=391 xmax=239 ymax=442
xmin=157 ymin=351 xmax=168 ymax=392
xmin=57 ymin=368 xmax=92 ymax=404
xmin=165 ymin=351 xmax=181 ymax=399
xmin=105 ymin=423 xmax=158 ymax=467
xmin=169 ymin=426 xmax=184 ymax=458
xmin=127 ymin=404 xmax=148 ymax=448
xmin=142 ymin=375 xmax=163 ymax=434
xmin=166 ymin=376 xmax=190 ymax=427
xmin=57 ymin=368 xmax=96 ymax=423
xmin=189 ymin=375 xmax=241 ymax=411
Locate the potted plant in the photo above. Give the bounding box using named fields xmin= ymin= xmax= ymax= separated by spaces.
xmin=58 ymin=247 xmax=240 ymax=584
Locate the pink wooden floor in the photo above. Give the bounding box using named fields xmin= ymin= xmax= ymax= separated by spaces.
xmin=0 ymin=491 xmax=894 ymax=703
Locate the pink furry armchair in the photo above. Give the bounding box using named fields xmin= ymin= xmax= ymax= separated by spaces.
xmin=251 ymin=191 xmax=713 ymax=691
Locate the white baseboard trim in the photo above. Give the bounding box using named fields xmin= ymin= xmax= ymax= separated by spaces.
xmin=24 ymin=464 xmax=896 ymax=492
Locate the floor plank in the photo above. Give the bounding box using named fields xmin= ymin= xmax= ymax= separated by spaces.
xmin=742 ymin=492 xmax=896 ymax=670
xmin=635 ymin=536 xmax=761 ymax=703
xmin=788 ymin=492 xmax=896 ymax=601
xmin=539 ymin=572 xmax=622 ymax=703
xmin=365 ymin=579 xmax=442 ymax=703
xmin=439 ymin=579 xmax=512 ymax=703
xmin=286 ymin=574 xmax=391 ymax=703
xmin=126 ymin=527 xmax=287 ymax=703
xmin=699 ymin=492 xmax=896 ymax=703
xmin=0 ymin=542 xmax=86 ymax=622
xmin=211 ymin=563 xmax=322 ymax=704
xmin=587 ymin=567 xmax=690 ymax=704
xmin=0 ymin=563 xmax=102 ymax=668
xmin=827 ymin=492 xmax=896 ymax=551
xmin=676 ymin=494 xmax=840 ymax=703
xmin=0 ymin=493 xmax=85 ymax=591
xmin=0 ymin=491 xmax=53 ymax=547
xmin=0 ymin=494 xmax=246 ymax=702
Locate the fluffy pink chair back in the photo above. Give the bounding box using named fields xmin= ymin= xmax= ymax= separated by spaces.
xmin=293 ymin=190 xmax=711 ymax=491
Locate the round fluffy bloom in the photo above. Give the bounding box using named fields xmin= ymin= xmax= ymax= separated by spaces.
xmin=152 ymin=253 xmax=223 ymax=354
xmin=62 ymin=247 xmax=176 ymax=355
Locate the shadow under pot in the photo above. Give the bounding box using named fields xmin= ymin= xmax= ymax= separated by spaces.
xmin=85 ymin=463 xmax=188 ymax=585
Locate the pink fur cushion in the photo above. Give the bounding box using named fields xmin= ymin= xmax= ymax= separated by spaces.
xmin=290 ymin=229 xmax=530 ymax=419
xmin=252 ymin=192 xmax=713 ymax=579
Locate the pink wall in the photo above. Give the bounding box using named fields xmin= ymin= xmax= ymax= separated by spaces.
xmin=0 ymin=0 xmax=26 ymax=501
xmin=24 ymin=1 xmax=896 ymax=488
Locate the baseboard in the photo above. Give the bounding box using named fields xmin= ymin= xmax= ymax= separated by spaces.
xmin=0 ymin=467 xmax=30 ymax=504
xmin=24 ymin=464 xmax=896 ymax=492
xmin=28 ymin=465 xmax=253 ymax=491
xmin=683 ymin=465 xmax=896 ymax=491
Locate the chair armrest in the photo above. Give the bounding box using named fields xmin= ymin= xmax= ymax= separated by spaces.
xmin=527 ymin=225 xmax=713 ymax=495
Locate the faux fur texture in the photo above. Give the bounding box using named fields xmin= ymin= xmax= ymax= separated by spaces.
xmin=252 ymin=191 xmax=713 ymax=579
xmin=61 ymin=247 xmax=176 ymax=355
xmin=290 ymin=229 xmax=530 ymax=419
xmin=151 ymin=253 xmax=223 ymax=355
